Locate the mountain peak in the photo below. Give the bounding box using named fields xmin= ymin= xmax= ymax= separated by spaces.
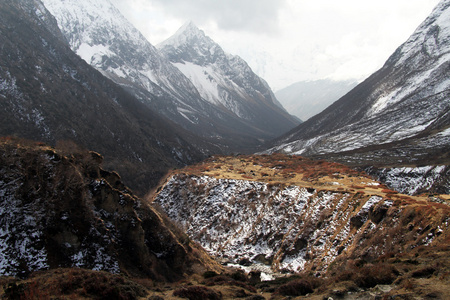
xmin=180 ymin=20 xmax=200 ymax=32
xmin=158 ymin=21 xmax=224 ymax=66
xmin=158 ymin=21 xmax=207 ymax=49
xmin=158 ymin=22 xmax=299 ymax=134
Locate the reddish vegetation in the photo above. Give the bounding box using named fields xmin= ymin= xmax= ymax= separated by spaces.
xmin=182 ymin=153 xmax=367 ymax=182
xmin=250 ymin=154 xmax=364 ymax=179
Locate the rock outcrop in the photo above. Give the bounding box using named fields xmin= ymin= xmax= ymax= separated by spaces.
xmin=0 ymin=138 xmax=219 ymax=280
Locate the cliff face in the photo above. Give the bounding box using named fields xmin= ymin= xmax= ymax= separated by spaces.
xmin=154 ymin=155 xmax=450 ymax=276
xmin=0 ymin=138 xmax=219 ymax=280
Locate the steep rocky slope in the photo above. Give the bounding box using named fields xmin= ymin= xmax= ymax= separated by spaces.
xmin=42 ymin=0 xmax=298 ymax=152
xmin=154 ymin=155 xmax=449 ymax=283
xmin=366 ymin=165 xmax=450 ymax=196
xmin=0 ymin=138 xmax=219 ymax=280
xmin=0 ymin=0 xmax=208 ymax=195
xmin=266 ymin=0 xmax=450 ymax=166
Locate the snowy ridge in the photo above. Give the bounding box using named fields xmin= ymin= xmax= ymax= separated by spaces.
xmin=266 ymin=0 xmax=450 ymax=160
xmin=40 ymin=0 xmax=211 ymax=126
xmin=394 ymin=0 xmax=450 ymax=67
xmin=42 ymin=0 xmax=189 ymax=95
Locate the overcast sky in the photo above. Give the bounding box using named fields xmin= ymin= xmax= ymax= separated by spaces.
xmin=111 ymin=0 xmax=440 ymax=91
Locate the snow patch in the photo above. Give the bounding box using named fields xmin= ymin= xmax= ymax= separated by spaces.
xmin=77 ymin=43 xmax=114 ymax=65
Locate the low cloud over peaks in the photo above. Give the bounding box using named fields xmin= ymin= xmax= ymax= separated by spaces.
xmin=150 ymin=0 xmax=287 ymax=35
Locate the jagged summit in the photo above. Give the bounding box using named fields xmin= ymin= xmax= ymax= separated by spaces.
xmin=158 ymin=21 xmax=227 ymax=66
xmin=158 ymin=21 xmax=205 ymax=49
xmin=158 ymin=22 xmax=299 ymax=134
xmin=41 ymin=0 xmax=187 ymax=92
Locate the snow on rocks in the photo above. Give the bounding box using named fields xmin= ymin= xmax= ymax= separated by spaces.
xmin=264 ymin=1 xmax=450 ymax=161
xmin=367 ymin=165 xmax=449 ymax=195
xmin=154 ymin=174 xmax=397 ymax=274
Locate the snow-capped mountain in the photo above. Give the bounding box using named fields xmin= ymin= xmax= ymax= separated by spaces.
xmin=40 ymin=0 xmax=205 ymax=127
xmin=266 ymin=0 xmax=450 ymax=166
xmin=41 ymin=0 xmax=299 ymax=152
xmin=158 ymin=22 xmax=299 ymax=137
xmin=275 ymin=79 xmax=358 ymax=121
xmin=0 ymin=0 xmax=207 ymax=195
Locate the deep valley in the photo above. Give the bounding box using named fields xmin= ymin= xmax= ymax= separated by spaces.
xmin=0 ymin=0 xmax=449 ymax=299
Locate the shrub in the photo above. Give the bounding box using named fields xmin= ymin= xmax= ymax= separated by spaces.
xmin=275 ymin=279 xmax=314 ymax=296
xmin=231 ymin=271 xmax=248 ymax=282
xmin=411 ymin=267 xmax=436 ymax=278
xmin=173 ymin=286 xmax=222 ymax=300
xmin=3 ymin=269 xmax=147 ymax=300
xmin=352 ymin=264 xmax=397 ymax=288
xmin=203 ymin=271 xmax=219 ymax=279
xmin=4 ymin=281 xmax=50 ymax=300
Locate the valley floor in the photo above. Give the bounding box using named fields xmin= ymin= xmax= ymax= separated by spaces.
xmin=1 ymin=153 xmax=449 ymax=299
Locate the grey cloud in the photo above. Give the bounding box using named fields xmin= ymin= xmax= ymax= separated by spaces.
xmin=150 ymin=0 xmax=287 ymax=34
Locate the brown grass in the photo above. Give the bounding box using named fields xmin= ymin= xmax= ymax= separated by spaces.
xmin=1 ymin=268 xmax=148 ymax=300
xmin=173 ymin=286 xmax=222 ymax=300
